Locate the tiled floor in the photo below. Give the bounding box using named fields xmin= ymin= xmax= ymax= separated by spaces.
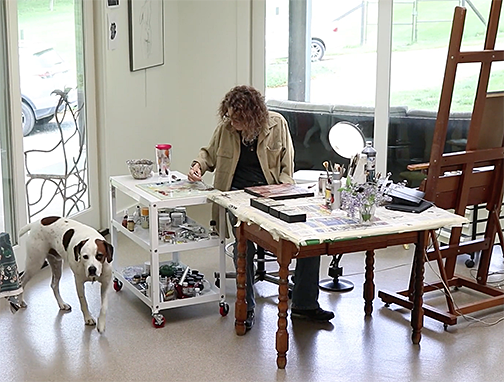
xmin=1 ymin=234 xmax=503 ymax=382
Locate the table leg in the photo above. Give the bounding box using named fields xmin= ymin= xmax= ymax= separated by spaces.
xmin=275 ymin=245 xmax=291 ymax=369
xmin=235 ymin=223 xmax=247 ymax=336
xmin=364 ymin=250 xmax=375 ymax=316
xmin=411 ymin=231 xmax=426 ymax=344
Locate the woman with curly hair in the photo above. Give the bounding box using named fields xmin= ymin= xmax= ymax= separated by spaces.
xmin=188 ymin=85 xmax=334 ymax=331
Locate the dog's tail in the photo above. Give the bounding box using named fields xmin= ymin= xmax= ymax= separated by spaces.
xmin=19 ymin=221 xmax=35 ymax=237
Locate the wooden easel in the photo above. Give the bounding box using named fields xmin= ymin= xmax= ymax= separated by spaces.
xmin=379 ymin=1 xmax=504 ymax=327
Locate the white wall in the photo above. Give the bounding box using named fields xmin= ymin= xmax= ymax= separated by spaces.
xmin=93 ymin=0 xmax=258 ymax=227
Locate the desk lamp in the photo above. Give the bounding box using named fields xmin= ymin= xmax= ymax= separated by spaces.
xmin=319 ymin=121 xmax=366 ymax=292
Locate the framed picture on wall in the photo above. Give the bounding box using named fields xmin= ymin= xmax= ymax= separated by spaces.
xmin=107 ymin=0 xmax=120 ymax=8
xmin=128 ymin=0 xmax=164 ymax=71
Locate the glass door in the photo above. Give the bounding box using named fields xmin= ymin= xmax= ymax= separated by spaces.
xmin=17 ymin=0 xmax=98 ymax=226
xmin=0 ymin=1 xmax=16 ymax=237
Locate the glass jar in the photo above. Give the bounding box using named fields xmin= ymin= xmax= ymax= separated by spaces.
xmin=141 ymin=207 xmax=149 ymax=229
xmin=158 ymin=215 xmax=171 ymax=232
xmin=127 ymin=216 xmax=135 ymax=232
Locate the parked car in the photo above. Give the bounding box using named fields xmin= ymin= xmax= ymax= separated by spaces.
xmin=311 ymin=21 xmax=339 ymax=61
xmin=19 ymin=44 xmax=76 ymax=136
xmin=266 ymin=16 xmax=339 ymax=62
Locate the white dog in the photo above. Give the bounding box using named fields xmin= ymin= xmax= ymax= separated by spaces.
xmin=18 ymin=216 xmax=114 ymax=333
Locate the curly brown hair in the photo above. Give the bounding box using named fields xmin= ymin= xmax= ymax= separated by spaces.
xmin=218 ymin=85 xmax=269 ymax=144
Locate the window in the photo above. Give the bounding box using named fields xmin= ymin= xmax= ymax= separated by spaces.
xmin=265 ymin=0 xmax=504 ymax=185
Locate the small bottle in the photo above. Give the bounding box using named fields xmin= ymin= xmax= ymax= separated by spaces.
xmin=133 ymin=205 xmax=141 ymax=225
xmin=188 ymin=281 xmax=195 ymax=297
xmin=318 ymin=173 xmax=328 ymax=197
xmin=362 ymin=141 xmax=377 ymax=183
xmin=145 ymin=276 xmax=151 ymax=298
xmin=141 ymin=207 xmax=149 ymax=229
xmin=127 ymin=215 xmax=135 ymax=232
xmin=209 ymin=220 xmax=218 ymax=236
xmin=182 ymin=282 xmax=189 ymax=297
xmin=122 ymin=209 xmax=128 ymax=228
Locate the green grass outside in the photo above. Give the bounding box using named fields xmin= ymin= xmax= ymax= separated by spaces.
xmin=18 ymin=0 xmax=76 ymax=62
xmin=266 ymin=0 xmax=504 ymax=111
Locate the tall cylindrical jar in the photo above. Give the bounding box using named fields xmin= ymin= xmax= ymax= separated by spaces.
xmin=331 ymin=171 xmax=341 ymax=210
xmin=155 ymin=144 xmax=172 ymax=177
xmin=362 ymin=141 xmax=377 ymax=183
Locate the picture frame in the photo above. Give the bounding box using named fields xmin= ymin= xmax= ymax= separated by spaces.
xmin=107 ymin=0 xmax=120 ymax=8
xmin=128 ymin=0 xmax=164 ymax=71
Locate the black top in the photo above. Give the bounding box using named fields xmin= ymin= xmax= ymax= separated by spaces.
xmin=231 ymin=139 xmax=267 ymax=190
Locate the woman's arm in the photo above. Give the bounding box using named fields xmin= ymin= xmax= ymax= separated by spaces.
xmin=188 ymin=122 xmax=224 ymax=181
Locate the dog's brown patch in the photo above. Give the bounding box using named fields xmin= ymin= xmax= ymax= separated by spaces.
xmin=95 ymin=239 xmax=114 ymax=263
xmin=41 ymin=216 xmax=61 ymax=226
xmin=62 ymin=229 xmax=75 ymax=251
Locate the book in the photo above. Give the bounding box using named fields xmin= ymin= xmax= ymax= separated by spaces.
xmin=250 ymin=197 xmax=284 ymax=213
xmin=274 ymin=206 xmax=307 ymax=223
xmin=244 ymin=184 xmax=314 ymax=200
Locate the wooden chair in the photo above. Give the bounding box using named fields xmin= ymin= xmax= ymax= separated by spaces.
xmin=379 ymin=2 xmax=504 ymax=327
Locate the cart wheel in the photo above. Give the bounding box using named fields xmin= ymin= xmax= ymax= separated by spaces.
xmin=465 ymin=258 xmax=475 ymax=268
xmin=152 ymin=314 xmax=166 ymax=328
xmin=219 ymin=302 xmax=229 ymax=316
xmin=113 ymin=279 xmax=123 ymax=291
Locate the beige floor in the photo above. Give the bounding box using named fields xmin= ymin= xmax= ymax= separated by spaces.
xmin=1 ymin=234 xmax=504 ymax=382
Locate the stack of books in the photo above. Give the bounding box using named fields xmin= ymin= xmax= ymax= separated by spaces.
xmin=246 ymin=184 xmax=312 ymax=223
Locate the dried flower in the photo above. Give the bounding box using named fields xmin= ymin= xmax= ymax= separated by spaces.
xmin=339 ymin=176 xmax=391 ymax=220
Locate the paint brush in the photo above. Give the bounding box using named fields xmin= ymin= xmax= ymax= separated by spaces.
xmin=323 ymin=161 xmax=331 ymax=183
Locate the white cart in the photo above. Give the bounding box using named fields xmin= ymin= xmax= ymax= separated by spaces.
xmin=109 ymin=171 xmax=228 ymax=327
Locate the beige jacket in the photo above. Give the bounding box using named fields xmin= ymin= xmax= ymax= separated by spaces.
xmin=193 ymin=111 xmax=295 ymax=233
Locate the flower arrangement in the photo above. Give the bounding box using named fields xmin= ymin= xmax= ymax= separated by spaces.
xmin=339 ymin=177 xmax=391 ymax=222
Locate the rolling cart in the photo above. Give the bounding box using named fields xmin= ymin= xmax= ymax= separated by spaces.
xmin=109 ymin=171 xmax=228 ymax=327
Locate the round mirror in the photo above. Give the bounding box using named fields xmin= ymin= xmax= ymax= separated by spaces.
xmin=328 ymin=121 xmax=366 ymax=159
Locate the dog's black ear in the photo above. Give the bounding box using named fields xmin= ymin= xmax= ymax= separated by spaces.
xmin=105 ymin=241 xmax=114 ymax=263
xmin=74 ymin=239 xmax=89 ymax=262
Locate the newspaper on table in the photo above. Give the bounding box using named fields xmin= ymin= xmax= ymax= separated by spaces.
xmin=136 ymin=178 xmax=219 ymax=200
xmin=208 ymin=190 xmax=468 ymax=247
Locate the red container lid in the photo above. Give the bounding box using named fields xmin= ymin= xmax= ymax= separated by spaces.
xmin=156 ymin=144 xmax=172 ymax=150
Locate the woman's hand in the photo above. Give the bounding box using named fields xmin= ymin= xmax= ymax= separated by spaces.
xmin=188 ymin=162 xmax=202 ymax=182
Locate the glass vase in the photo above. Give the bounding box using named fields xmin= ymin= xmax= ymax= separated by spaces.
xmin=359 ymin=204 xmax=376 ymax=224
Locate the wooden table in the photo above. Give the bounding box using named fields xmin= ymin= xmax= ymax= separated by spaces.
xmin=208 ymin=191 xmax=467 ymax=369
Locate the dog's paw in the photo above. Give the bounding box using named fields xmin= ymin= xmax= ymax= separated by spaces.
xmin=97 ymin=320 xmax=106 ymax=333
xmin=59 ymin=303 xmax=72 ymax=311
xmin=84 ymin=317 xmax=96 ymax=326
xmin=8 ymin=298 xmax=23 ymax=313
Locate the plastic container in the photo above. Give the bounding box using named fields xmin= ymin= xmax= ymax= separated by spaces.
xmin=158 ymin=215 xmax=171 ymax=231
xmin=155 ymin=144 xmax=172 ymax=177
